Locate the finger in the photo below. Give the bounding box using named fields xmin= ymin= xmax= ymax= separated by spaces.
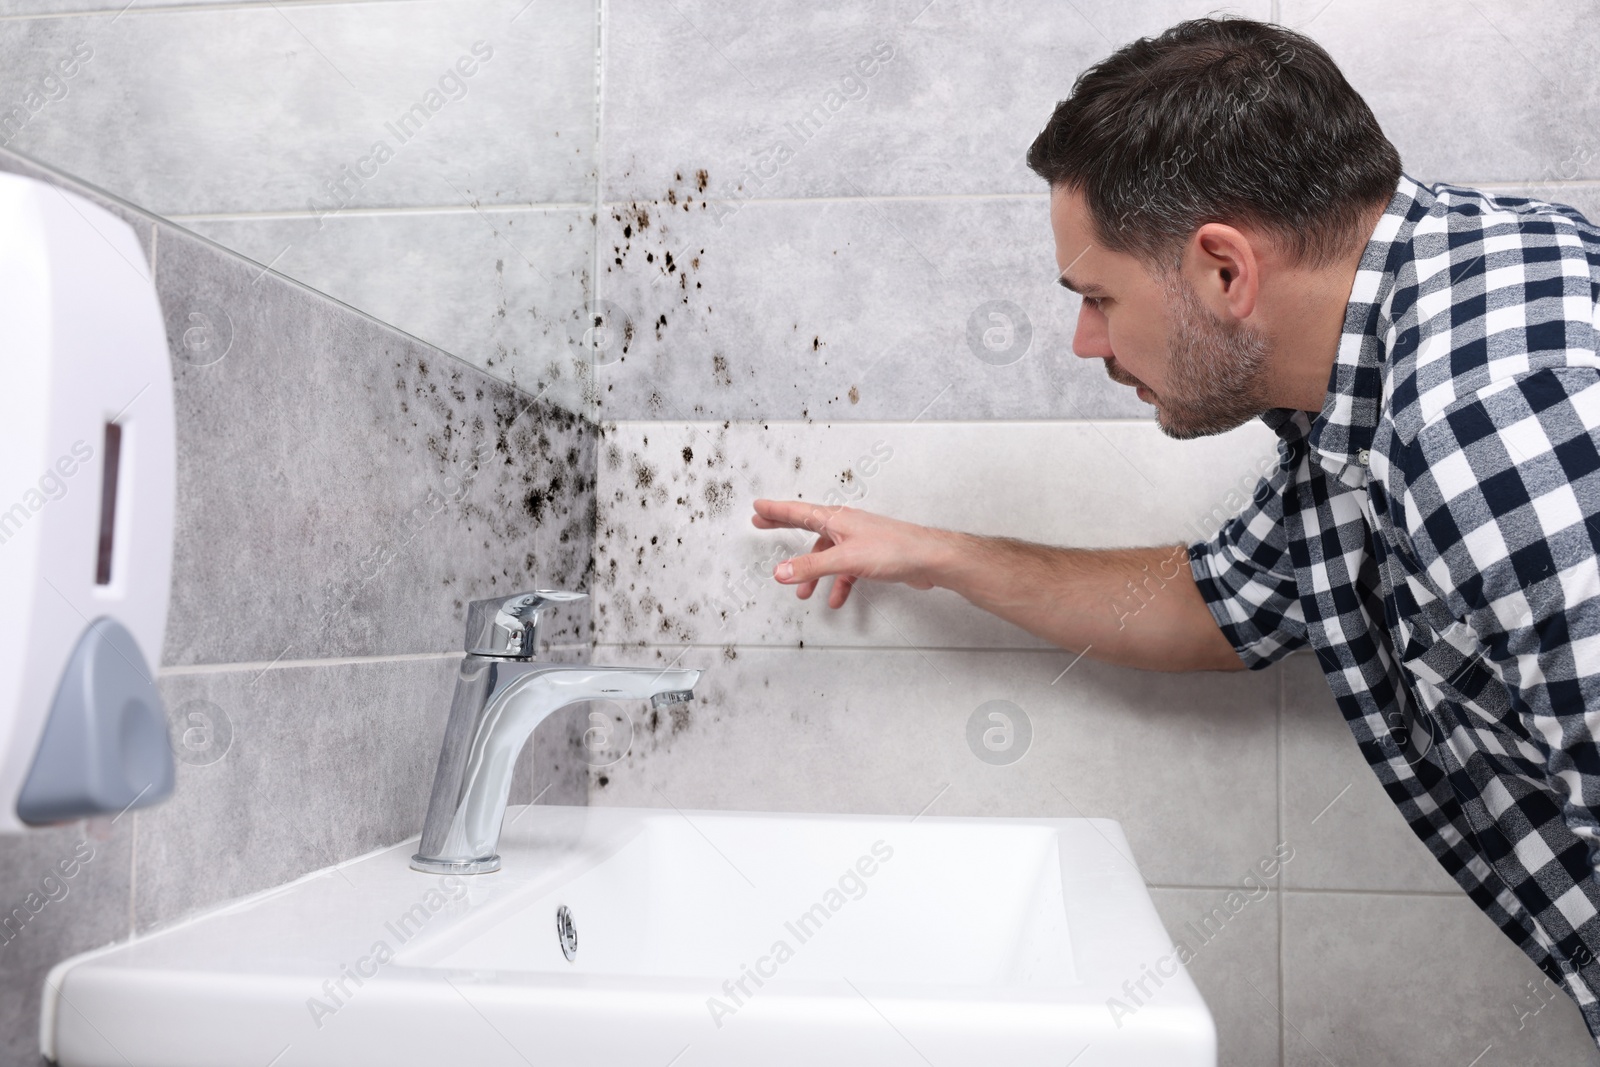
xmin=828 ymin=574 xmax=856 ymax=609
xmin=795 ymin=535 xmax=832 ymax=600
xmin=752 ymin=498 xmax=843 ymax=535
xmin=774 ymin=545 xmax=852 ymax=586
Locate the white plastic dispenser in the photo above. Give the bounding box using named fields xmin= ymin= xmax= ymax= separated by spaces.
xmin=0 ymin=172 xmax=176 ymax=832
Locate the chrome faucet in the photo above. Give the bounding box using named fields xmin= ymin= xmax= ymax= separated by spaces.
xmin=411 ymin=589 xmax=700 ymax=875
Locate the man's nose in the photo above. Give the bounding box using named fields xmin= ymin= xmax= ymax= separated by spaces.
xmin=1071 ymin=301 xmax=1113 ymax=360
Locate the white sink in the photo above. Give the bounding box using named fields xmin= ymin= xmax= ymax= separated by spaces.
xmin=44 ymin=805 xmax=1214 ymax=1065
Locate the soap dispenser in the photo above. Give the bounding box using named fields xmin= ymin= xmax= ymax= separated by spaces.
xmin=0 ymin=172 xmax=177 ymax=831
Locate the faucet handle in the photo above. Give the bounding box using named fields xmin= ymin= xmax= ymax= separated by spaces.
xmin=464 ymin=590 xmax=587 ymax=658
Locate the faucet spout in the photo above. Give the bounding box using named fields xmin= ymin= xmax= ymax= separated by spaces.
xmin=411 ymin=662 xmax=701 ymax=874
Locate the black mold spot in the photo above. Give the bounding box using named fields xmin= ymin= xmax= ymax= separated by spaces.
xmin=523 ymin=486 xmax=550 ymax=521
xmin=681 ymin=445 xmax=694 ymax=463
xmin=703 ymin=479 xmax=734 ymax=516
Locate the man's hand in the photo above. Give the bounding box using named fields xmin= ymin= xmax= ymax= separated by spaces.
xmin=751 ymin=499 xmax=950 ymax=608
xmin=749 ymin=499 xmax=1244 ymax=672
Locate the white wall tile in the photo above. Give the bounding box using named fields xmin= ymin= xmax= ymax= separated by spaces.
xmin=583 ymin=645 xmax=1280 ymax=888
xmin=593 ymin=417 xmax=1281 ymax=649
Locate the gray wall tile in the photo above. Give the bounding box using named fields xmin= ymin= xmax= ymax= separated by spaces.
xmin=0 ymin=819 xmax=131 ymax=1067
xmin=583 ymin=645 xmax=1280 ymax=888
xmin=0 ymin=0 xmax=596 ymax=215
xmin=601 ymin=0 xmax=1271 ymax=202
xmin=593 ymin=193 xmax=1145 ymax=421
xmin=145 ymin=649 xmax=594 ymax=933
xmin=156 ymin=221 xmax=595 ymax=666
xmin=137 ymin=656 xmax=456 ymax=930
xmin=1150 ymin=886 xmax=1282 ymax=1067
xmin=1280 ymin=653 xmax=1459 ymax=893
xmin=1280 ymin=0 xmax=1600 ymax=184
xmin=180 ymin=208 xmax=597 ymax=415
xmin=1283 ymin=890 xmax=1600 ymax=1066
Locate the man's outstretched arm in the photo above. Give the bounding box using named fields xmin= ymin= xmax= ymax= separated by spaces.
xmin=752 ymin=499 xmax=1245 ymax=673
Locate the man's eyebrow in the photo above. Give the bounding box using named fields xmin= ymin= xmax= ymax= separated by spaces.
xmin=1057 ymin=273 xmax=1107 ymax=297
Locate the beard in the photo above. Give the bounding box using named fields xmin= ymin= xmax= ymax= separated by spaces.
xmin=1107 ymin=273 xmax=1273 ymax=440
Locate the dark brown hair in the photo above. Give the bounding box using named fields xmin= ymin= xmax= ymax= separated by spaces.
xmin=1026 ymin=16 xmax=1401 ymax=271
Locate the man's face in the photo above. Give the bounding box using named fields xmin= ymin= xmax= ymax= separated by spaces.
xmin=1050 ymin=185 xmax=1273 ymax=439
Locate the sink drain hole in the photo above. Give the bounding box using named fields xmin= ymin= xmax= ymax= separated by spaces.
xmin=555 ymin=904 xmax=577 ymax=961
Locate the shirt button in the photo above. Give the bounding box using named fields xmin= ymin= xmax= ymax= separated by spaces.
xmin=1357 ymin=449 xmax=1371 ymax=466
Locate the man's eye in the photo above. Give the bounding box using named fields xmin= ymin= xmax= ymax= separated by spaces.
xmin=1082 ymin=296 xmax=1105 ymax=310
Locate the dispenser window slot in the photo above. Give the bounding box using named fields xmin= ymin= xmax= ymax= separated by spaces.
xmin=95 ymin=421 xmax=123 ymax=586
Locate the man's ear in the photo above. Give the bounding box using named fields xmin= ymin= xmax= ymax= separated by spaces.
xmin=1188 ymin=223 xmax=1260 ymax=320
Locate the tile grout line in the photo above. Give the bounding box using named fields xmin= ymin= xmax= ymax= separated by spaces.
xmin=0 ymin=0 xmax=433 ymax=22
xmin=158 ymin=649 xmax=466 ymax=677
xmin=138 ymin=181 xmax=1600 ymax=224
xmin=588 ymin=642 xmax=1087 ymax=654
xmin=1134 ymin=882 xmax=1466 ymax=898
xmin=587 ymin=0 xmax=606 ymax=421
xmin=599 ymin=417 xmax=1168 ymax=428
xmin=583 ymin=0 xmax=607 ymax=802
xmin=159 ymin=644 xmax=592 ymax=677
xmin=166 ymin=202 xmax=595 ymax=222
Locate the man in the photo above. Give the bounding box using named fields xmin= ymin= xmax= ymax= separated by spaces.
xmin=751 ymin=15 xmax=1600 ymax=1045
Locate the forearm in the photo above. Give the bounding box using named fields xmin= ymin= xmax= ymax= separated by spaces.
xmin=929 ymin=532 xmax=1245 ymax=672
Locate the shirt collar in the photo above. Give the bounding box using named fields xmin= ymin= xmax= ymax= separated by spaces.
xmin=1261 ymin=172 xmax=1432 ymax=467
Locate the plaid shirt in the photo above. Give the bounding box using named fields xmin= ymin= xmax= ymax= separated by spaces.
xmin=1188 ymin=171 xmax=1600 ymax=1040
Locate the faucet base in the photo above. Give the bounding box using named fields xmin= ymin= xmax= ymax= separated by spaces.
xmin=410 ymin=853 xmax=501 ymax=876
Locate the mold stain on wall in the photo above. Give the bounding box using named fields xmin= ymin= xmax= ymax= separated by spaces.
xmin=595 ymin=166 xmax=853 ymax=423
xmin=313 ymin=342 xmax=599 ymax=650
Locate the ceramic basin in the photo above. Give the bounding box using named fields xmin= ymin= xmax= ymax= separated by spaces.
xmin=44 ymin=805 xmax=1214 ymax=1065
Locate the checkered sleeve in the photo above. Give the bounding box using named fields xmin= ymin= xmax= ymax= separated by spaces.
xmin=1396 ymin=367 xmax=1600 ymax=872
xmin=1187 ymin=438 xmax=1309 ymax=669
